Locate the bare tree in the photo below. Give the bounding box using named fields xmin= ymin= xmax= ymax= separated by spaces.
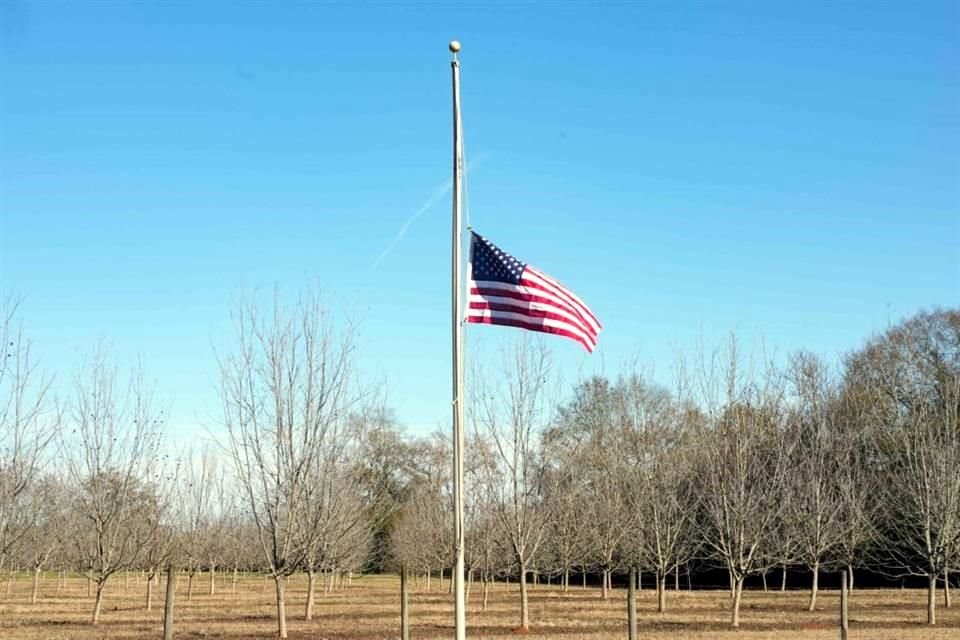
xmin=321 ymin=503 xmax=371 ymax=590
xmin=539 ymin=469 xmax=589 ymax=593
xmin=849 ymin=309 xmax=960 ymax=625
xmin=431 ymin=429 xmax=508 ymax=607
xmin=300 ymin=425 xmax=370 ymax=620
xmin=465 ymin=472 xmax=507 ymax=609
xmin=618 ymin=374 xmax=698 ymax=613
xmin=142 ymin=522 xmax=177 ymax=612
xmin=218 ymin=289 xmax=363 ymax=639
xmin=552 ymin=377 xmax=629 ymax=600
xmin=785 ymin=352 xmax=846 ymax=611
xmin=19 ymin=474 xmax=65 ymax=603
xmin=543 ymin=376 xmax=639 ymax=596
xmin=832 ymin=384 xmax=881 ymax=592
xmin=694 ymin=338 xmax=791 ymax=628
xmin=158 ymin=482 xmax=186 ymax=640
xmin=580 ymin=461 xmax=629 ymax=599
xmin=471 ymin=337 xmax=558 ymax=630
xmin=63 ymin=348 xmax=165 ymax=623
xmin=217 ymin=485 xmax=257 ymax=595
xmin=0 ymin=294 xmax=57 ymax=564
xmin=178 ymin=445 xmax=222 ymax=601
xmin=352 ymin=409 xmax=418 ymax=574
xmin=140 ymin=456 xmax=180 ymax=612
xmin=881 ymin=388 xmax=960 ymax=625
xmin=391 ymin=459 xmax=451 ymax=592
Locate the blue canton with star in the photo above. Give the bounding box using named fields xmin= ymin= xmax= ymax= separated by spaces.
xmin=470 ymin=232 xmax=527 ymax=285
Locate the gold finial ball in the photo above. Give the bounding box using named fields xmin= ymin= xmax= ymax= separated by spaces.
xmin=449 ymin=40 xmax=461 ymax=53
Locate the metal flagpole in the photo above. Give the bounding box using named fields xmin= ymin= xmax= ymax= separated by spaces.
xmin=449 ymin=39 xmax=467 ymax=640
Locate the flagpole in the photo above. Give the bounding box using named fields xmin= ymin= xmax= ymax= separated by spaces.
xmin=449 ymin=39 xmax=467 ymax=640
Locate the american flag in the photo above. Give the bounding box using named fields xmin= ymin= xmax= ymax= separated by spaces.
xmin=466 ymin=231 xmax=601 ymax=352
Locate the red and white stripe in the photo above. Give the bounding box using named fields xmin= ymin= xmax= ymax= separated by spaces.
xmin=467 ymin=265 xmax=601 ymax=352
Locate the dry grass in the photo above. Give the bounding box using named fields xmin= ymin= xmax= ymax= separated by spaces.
xmin=0 ymin=572 xmax=957 ymax=639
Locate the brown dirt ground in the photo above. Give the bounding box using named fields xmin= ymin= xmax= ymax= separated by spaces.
xmin=0 ymin=572 xmax=957 ymax=639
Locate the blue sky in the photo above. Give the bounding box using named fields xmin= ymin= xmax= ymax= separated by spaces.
xmin=1 ymin=1 xmax=957 ymax=442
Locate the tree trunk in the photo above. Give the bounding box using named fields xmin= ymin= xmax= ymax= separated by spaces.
xmin=582 ymin=571 xmax=587 ymax=589
xmin=638 ymin=569 xmax=642 ymax=592
xmin=840 ymin=570 xmax=849 ymax=640
xmin=808 ymin=560 xmax=819 ymax=611
xmin=439 ymin=567 xmax=444 ymax=593
xmin=232 ymin=566 xmax=238 ymax=594
xmin=31 ymin=566 xmax=40 ymax=604
xmin=274 ymin=574 xmax=288 ymax=639
xmin=562 ymin=568 xmax=569 ymax=592
xmin=731 ymin=575 xmax=744 ymax=628
xmin=674 ymin=565 xmax=680 ymax=592
xmin=305 ymin=569 xmax=316 ymax=620
xmin=761 ymin=570 xmax=768 ymax=592
xmin=657 ymin=573 xmax=667 ymax=612
xmin=146 ymin=574 xmax=153 ymax=611
xmin=209 ymin=563 xmax=216 ymax=595
xmin=519 ymin=559 xmax=530 ymax=630
xmin=86 ymin=574 xmax=92 ymax=598
xmin=187 ymin=571 xmax=194 ymax=601
xmin=928 ymin=572 xmax=937 ymax=625
xmin=92 ymin=580 xmax=105 ymax=624
xmin=482 ymin=572 xmax=490 ymax=611
xmin=400 ymin=565 xmax=409 ymax=640
xmin=847 ymin=564 xmax=854 ymax=591
xmin=728 ymin=568 xmax=735 ymax=599
xmin=627 ymin=567 xmax=637 ymax=640
xmin=781 ymin=564 xmax=788 ymax=592
xmin=601 ymin=568 xmax=610 ymax=600
xmin=163 ymin=565 xmax=176 ymax=640
xmin=944 ymin=566 xmax=951 ymax=608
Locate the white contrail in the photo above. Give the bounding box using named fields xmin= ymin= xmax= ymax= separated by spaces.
xmin=370 ymin=154 xmax=488 ymax=271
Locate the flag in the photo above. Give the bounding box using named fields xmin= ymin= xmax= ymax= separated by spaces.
xmin=466 ymin=231 xmax=601 ymax=352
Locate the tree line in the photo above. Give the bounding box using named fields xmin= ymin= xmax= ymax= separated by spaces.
xmin=1 ymin=290 xmax=957 ymax=636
